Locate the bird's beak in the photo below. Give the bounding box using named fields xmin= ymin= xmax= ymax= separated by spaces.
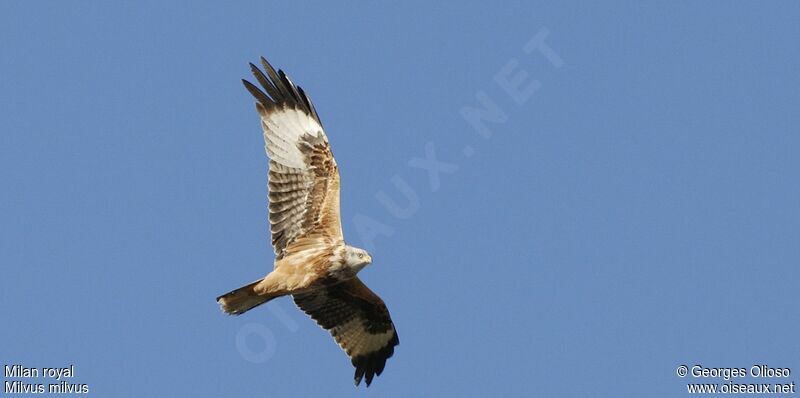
xmin=367 ymin=255 xmax=373 ymax=264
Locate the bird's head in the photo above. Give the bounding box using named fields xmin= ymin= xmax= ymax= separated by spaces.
xmin=343 ymin=245 xmax=372 ymax=270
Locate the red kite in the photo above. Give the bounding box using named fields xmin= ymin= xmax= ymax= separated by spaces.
xmin=217 ymin=57 xmax=399 ymax=387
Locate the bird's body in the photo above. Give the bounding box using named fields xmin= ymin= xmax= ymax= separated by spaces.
xmin=216 ymin=57 xmax=398 ymax=387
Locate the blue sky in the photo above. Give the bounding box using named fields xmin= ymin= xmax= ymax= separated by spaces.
xmin=2 ymin=1 xmax=799 ymax=396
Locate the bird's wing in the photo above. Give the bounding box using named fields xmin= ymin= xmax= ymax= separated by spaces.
xmin=293 ymin=277 xmax=399 ymax=387
xmin=243 ymin=57 xmax=343 ymax=258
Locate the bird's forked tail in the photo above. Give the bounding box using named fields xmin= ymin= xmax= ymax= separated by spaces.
xmin=216 ymin=279 xmax=280 ymax=315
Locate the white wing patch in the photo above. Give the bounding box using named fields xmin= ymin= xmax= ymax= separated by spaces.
xmin=332 ymin=318 xmax=397 ymax=355
xmin=261 ymin=107 xmax=327 ymax=169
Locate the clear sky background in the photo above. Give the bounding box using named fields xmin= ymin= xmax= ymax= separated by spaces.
xmin=2 ymin=2 xmax=799 ymax=397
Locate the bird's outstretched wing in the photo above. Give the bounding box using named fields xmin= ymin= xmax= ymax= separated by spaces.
xmin=242 ymin=58 xmax=343 ymax=258
xmin=293 ymin=278 xmax=399 ymax=387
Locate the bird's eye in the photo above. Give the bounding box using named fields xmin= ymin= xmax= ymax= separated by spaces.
xmin=358 ymin=253 xmax=364 ymax=259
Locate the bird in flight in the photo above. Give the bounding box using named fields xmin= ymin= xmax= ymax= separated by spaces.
xmin=216 ymin=57 xmax=399 ymax=387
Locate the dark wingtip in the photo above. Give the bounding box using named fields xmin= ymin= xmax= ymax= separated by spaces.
xmin=354 ymin=366 xmax=365 ymax=387
xmin=242 ymin=79 xmax=270 ymax=106
xmin=350 ymin=331 xmax=399 ymax=387
xmin=244 ymin=56 xmax=321 ymax=125
xmin=241 ymin=78 xmax=257 ymax=93
xmin=260 ymin=56 xmax=275 ymax=72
